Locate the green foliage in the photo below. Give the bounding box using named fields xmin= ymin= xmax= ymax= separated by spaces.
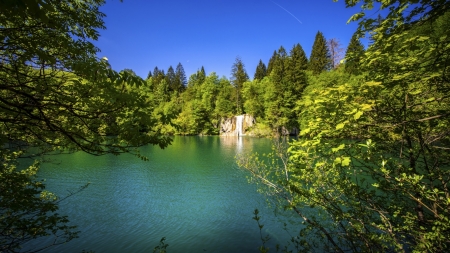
xmin=289 ymin=43 xmax=308 ymax=71
xmin=0 ymin=151 xmax=80 ymax=252
xmin=266 ymin=50 xmax=278 ymax=76
xmin=309 ymin=31 xmax=331 ymax=75
xmin=173 ymin=73 xmax=234 ymax=135
xmin=174 ymin=62 xmax=187 ymax=93
xmin=153 ymin=237 xmax=169 ymax=253
xmin=0 ymin=0 xmax=172 ymax=250
xmin=231 ymin=57 xmax=249 ymax=114
xmin=239 ymin=2 xmax=450 ymax=252
xmin=344 ymin=31 xmax=365 ymax=75
xmin=242 ymin=79 xmax=266 ymax=119
xmin=253 ymin=209 xmax=272 ymax=253
xmin=254 ymin=59 xmax=268 ymax=80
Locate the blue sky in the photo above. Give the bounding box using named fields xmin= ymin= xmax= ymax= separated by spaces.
xmin=96 ymin=0 xmax=372 ymax=80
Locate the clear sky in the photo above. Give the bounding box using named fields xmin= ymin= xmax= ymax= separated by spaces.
xmin=95 ymin=0 xmax=371 ymax=80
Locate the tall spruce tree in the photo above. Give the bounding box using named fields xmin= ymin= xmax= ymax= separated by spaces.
xmin=287 ymin=43 xmax=309 ymax=93
xmin=271 ymin=46 xmax=287 ymax=84
xmin=344 ymin=31 xmax=365 ymax=75
xmin=166 ymin=66 xmax=176 ymax=92
xmin=309 ymin=31 xmax=331 ymax=75
xmin=254 ymin=59 xmax=267 ymax=80
xmin=266 ymin=50 xmax=278 ymax=76
xmin=231 ymin=57 xmax=249 ymax=114
xmin=175 ymin=62 xmax=187 ymax=92
xmin=146 ymin=70 xmax=152 ymax=80
xmin=199 ymin=66 xmax=206 ymax=84
xmin=152 ymin=67 xmax=165 ymax=88
xmin=153 ymin=66 xmax=160 ymax=77
xmin=290 ymin=43 xmax=308 ymax=70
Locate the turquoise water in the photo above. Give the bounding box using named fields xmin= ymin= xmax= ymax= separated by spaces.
xmin=24 ymin=136 xmax=294 ymax=253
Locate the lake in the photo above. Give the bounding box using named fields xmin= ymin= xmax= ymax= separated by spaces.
xmin=23 ymin=136 xmax=295 ymax=253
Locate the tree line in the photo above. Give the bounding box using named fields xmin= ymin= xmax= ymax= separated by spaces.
xmin=1 ymin=0 xmax=449 ymax=252
xmin=143 ymin=30 xmax=365 ymax=136
xmin=239 ymin=1 xmax=450 ymax=252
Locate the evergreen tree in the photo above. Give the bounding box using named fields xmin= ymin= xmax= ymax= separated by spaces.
xmin=287 ymin=43 xmax=309 ymax=93
xmin=199 ymin=66 xmax=206 ymax=84
xmin=290 ymin=43 xmax=308 ymax=70
xmin=344 ymin=31 xmax=365 ymax=75
xmin=266 ymin=50 xmax=278 ymax=76
xmin=231 ymin=57 xmax=249 ymax=114
xmin=146 ymin=70 xmax=152 ymax=80
xmin=271 ymin=46 xmax=287 ymax=84
xmin=152 ymin=67 xmax=166 ymax=88
xmin=309 ymin=31 xmax=331 ymax=75
xmin=200 ymin=66 xmax=206 ymax=77
xmin=175 ymin=62 xmax=187 ymax=92
xmin=187 ymin=68 xmax=206 ymax=88
xmin=166 ymin=66 xmax=176 ymax=92
xmin=153 ymin=66 xmax=160 ymax=77
xmin=254 ymin=59 xmax=267 ymax=80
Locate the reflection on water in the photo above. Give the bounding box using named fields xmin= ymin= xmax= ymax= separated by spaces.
xmin=23 ymin=136 xmax=291 ymax=253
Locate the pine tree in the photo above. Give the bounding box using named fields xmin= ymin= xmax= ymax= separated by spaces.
xmin=344 ymin=31 xmax=365 ymax=75
xmin=254 ymin=59 xmax=267 ymax=80
xmin=199 ymin=66 xmax=206 ymax=84
xmin=287 ymin=43 xmax=308 ymax=93
xmin=146 ymin=70 xmax=152 ymax=80
xmin=309 ymin=31 xmax=331 ymax=75
xmin=271 ymin=46 xmax=287 ymax=84
xmin=166 ymin=66 xmax=176 ymax=92
xmin=153 ymin=66 xmax=160 ymax=77
xmin=152 ymin=67 xmax=165 ymax=88
xmin=200 ymin=66 xmax=206 ymax=76
xmin=175 ymin=62 xmax=187 ymax=92
xmin=266 ymin=50 xmax=278 ymax=76
xmin=231 ymin=57 xmax=249 ymax=114
xmin=290 ymin=43 xmax=308 ymax=70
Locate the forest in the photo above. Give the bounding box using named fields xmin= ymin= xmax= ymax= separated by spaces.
xmin=1 ymin=0 xmax=449 ymax=252
xmin=136 ymin=30 xmax=354 ymax=136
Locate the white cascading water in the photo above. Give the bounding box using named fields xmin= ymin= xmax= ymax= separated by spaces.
xmin=235 ymin=115 xmax=244 ymax=137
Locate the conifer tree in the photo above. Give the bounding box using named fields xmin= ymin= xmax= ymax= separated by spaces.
xmin=153 ymin=66 xmax=160 ymax=77
xmin=344 ymin=31 xmax=365 ymax=75
xmin=199 ymin=66 xmax=206 ymax=84
xmin=287 ymin=43 xmax=308 ymax=93
xmin=231 ymin=57 xmax=249 ymax=114
xmin=309 ymin=31 xmax=331 ymax=75
xmin=290 ymin=43 xmax=308 ymax=70
xmin=254 ymin=59 xmax=267 ymax=80
xmin=266 ymin=50 xmax=278 ymax=76
xmin=200 ymin=66 xmax=206 ymax=77
xmin=152 ymin=67 xmax=165 ymax=88
xmin=175 ymin=62 xmax=187 ymax=92
xmin=166 ymin=66 xmax=176 ymax=92
xmin=146 ymin=70 xmax=152 ymax=80
xmin=271 ymin=46 xmax=287 ymax=84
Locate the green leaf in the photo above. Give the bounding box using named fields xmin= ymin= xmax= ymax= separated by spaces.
xmin=336 ymin=123 xmax=345 ymax=130
xmin=354 ymin=111 xmax=363 ymax=120
xmin=332 ymin=144 xmax=345 ymax=153
xmin=342 ymin=157 xmax=351 ymax=166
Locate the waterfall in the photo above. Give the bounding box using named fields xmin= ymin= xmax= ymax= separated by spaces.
xmin=235 ymin=115 xmax=244 ymax=137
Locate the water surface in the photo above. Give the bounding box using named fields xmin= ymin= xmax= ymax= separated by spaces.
xmin=25 ymin=136 xmax=293 ymax=253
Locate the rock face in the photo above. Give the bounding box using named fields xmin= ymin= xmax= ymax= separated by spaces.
xmin=220 ymin=114 xmax=255 ymax=136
